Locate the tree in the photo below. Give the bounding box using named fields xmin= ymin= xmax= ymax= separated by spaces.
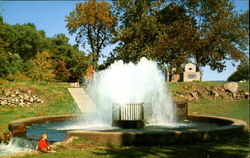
xmin=228 ymin=59 xmax=249 ymax=81
xmin=65 ymin=0 xmax=116 ymax=69
xmin=26 ymin=51 xmax=56 ymax=81
xmin=110 ymin=0 xmax=248 ymax=79
xmin=51 ymin=33 xmax=70 ymax=46
xmin=112 ymin=0 xmax=162 ymax=63
xmin=1 ymin=23 xmax=50 ymax=61
xmin=178 ymin=0 xmax=248 ymax=72
xmin=0 ymin=52 xmax=24 ymax=79
xmin=0 ymin=16 xmax=8 ymax=53
xmin=0 ymin=17 xmax=24 ymax=79
xmin=151 ymin=4 xmax=197 ymax=80
xmin=52 ymin=44 xmax=90 ymax=82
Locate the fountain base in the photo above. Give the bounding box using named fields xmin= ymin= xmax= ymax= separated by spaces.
xmin=8 ymin=114 xmax=248 ymax=146
xmin=112 ymin=120 xmax=145 ymax=129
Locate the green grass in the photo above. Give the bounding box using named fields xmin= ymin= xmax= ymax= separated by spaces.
xmin=189 ymin=98 xmax=249 ymax=123
xmin=168 ymin=81 xmax=249 ymax=123
xmin=0 ymin=82 xmax=79 ymax=133
xmin=13 ymin=135 xmax=249 ymax=158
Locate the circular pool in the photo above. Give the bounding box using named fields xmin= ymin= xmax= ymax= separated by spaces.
xmin=8 ymin=114 xmax=248 ymax=145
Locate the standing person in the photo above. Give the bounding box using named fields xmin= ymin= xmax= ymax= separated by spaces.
xmin=37 ymin=133 xmax=52 ymax=153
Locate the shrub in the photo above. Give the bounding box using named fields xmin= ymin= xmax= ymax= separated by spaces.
xmin=26 ymin=51 xmax=56 ymax=81
xmin=0 ymin=52 xmax=24 ymax=79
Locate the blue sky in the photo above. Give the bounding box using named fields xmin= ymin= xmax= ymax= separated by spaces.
xmin=0 ymin=0 xmax=249 ymax=81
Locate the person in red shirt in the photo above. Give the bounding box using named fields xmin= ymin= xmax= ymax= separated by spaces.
xmin=38 ymin=133 xmax=52 ymax=152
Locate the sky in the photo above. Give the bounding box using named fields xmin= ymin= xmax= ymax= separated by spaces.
xmin=0 ymin=0 xmax=249 ymax=81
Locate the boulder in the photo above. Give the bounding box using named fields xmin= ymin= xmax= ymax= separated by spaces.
xmin=224 ymin=82 xmax=239 ymax=97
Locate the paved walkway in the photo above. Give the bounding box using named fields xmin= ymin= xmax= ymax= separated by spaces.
xmin=68 ymin=88 xmax=96 ymax=113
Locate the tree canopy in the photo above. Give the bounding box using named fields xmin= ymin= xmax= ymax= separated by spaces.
xmin=0 ymin=16 xmax=90 ymax=82
xmin=228 ymin=58 xmax=249 ymax=82
xmin=0 ymin=0 xmax=248 ymax=82
xmin=103 ymin=0 xmax=248 ymax=78
xmin=65 ymin=0 xmax=116 ymax=69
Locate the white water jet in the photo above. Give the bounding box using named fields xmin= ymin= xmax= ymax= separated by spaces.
xmin=85 ymin=57 xmax=176 ymax=127
xmin=0 ymin=137 xmax=37 ymax=156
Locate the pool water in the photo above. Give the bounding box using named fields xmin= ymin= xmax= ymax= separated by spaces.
xmin=25 ymin=120 xmax=219 ymax=141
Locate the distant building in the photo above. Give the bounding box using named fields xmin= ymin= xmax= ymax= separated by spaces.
xmin=183 ymin=63 xmax=201 ymax=82
xmin=167 ymin=63 xmax=201 ymax=82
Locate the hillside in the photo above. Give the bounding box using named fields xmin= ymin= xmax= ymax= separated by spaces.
xmin=169 ymin=81 xmax=249 ymax=123
xmin=0 ymin=81 xmax=248 ymax=133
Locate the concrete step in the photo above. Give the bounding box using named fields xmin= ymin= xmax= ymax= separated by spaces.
xmin=68 ymin=88 xmax=96 ymax=113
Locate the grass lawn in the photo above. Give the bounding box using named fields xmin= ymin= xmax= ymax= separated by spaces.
xmin=0 ymin=82 xmax=79 ymax=133
xmin=189 ymin=98 xmax=248 ymax=123
xmin=14 ymin=135 xmax=249 ymax=158
xmin=169 ymin=81 xmax=249 ymax=123
xmin=0 ymin=81 xmax=249 ymax=158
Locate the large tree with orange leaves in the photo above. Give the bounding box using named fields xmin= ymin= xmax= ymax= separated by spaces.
xmin=65 ymin=0 xmax=116 ymax=69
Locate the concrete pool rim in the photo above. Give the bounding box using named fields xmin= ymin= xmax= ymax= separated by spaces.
xmin=8 ymin=114 xmax=248 ymax=145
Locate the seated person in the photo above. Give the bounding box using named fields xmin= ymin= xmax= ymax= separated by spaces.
xmin=37 ymin=133 xmax=52 ymax=153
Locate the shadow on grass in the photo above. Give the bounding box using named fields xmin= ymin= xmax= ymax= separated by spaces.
xmin=92 ymin=135 xmax=249 ymax=158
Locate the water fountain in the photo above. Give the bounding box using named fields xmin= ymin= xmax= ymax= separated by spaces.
xmin=85 ymin=57 xmax=176 ymax=128
xmin=1 ymin=58 xmax=247 ymax=156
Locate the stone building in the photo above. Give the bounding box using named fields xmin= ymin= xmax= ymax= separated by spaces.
xmin=167 ymin=63 xmax=201 ymax=82
xmin=183 ymin=63 xmax=201 ymax=82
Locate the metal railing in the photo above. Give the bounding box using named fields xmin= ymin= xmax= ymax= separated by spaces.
xmin=112 ymin=103 xmax=144 ymax=121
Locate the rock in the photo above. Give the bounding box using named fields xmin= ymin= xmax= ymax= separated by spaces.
xmin=19 ymin=102 xmax=25 ymax=106
xmin=30 ymin=98 xmax=34 ymax=102
xmin=23 ymin=94 xmax=29 ymax=100
xmin=188 ymin=96 xmax=194 ymax=101
xmin=190 ymin=92 xmax=199 ymax=101
xmin=0 ymin=133 xmax=5 ymax=142
xmin=211 ymin=90 xmax=219 ymax=98
xmin=224 ymin=82 xmax=239 ymax=97
xmin=27 ymin=90 xmax=32 ymax=95
xmin=244 ymin=92 xmax=249 ymax=99
xmin=3 ymin=90 xmax=11 ymax=96
xmin=4 ymin=132 xmax=12 ymax=142
xmin=14 ymin=90 xmax=19 ymax=95
xmin=0 ymin=88 xmax=43 ymax=107
xmin=36 ymin=99 xmax=44 ymax=103
xmin=1 ymin=101 xmax=7 ymax=106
